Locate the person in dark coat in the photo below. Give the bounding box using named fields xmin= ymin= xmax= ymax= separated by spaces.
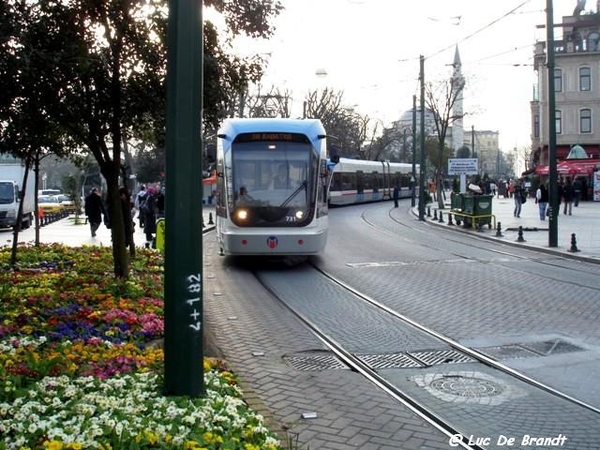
xmin=562 ymin=178 xmax=574 ymax=215
xmin=393 ymin=183 xmax=400 ymax=208
xmin=535 ymin=182 xmax=549 ymax=220
xmin=143 ymin=186 xmax=157 ymax=248
xmin=84 ymin=187 xmax=105 ymax=237
xmin=156 ymin=188 xmax=165 ymax=218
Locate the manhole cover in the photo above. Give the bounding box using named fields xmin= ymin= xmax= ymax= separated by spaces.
xmin=411 ymin=371 xmax=527 ymax=405
xmin=521 ymin=339 xmax=584 ymax=356
xmin=479 ymin=344 xmax=539 ymax=360
xmin=430 ymin=375 xmax=505 ymax=398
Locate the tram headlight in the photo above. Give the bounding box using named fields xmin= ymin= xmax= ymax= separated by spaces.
xmin=295 ymin=210 xmax=304 ymax=220
xmin=236 ymin=208 xmax=249 ymax=220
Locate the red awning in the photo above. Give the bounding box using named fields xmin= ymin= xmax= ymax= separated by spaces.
xmin=532 ymin=161 xmax=599 ymax=176
xmin=558 ymin=160 xmax=599 ymax=175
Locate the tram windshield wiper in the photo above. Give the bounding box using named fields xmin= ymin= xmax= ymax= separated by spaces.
xmin=279 ymin=180 xmax=307 ymax=207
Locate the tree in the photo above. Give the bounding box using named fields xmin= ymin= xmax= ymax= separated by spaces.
xmin=1 ymin=0 xmax=283 ymax=278
xmin=456 ymin=145 xmax=471 ymax=158
xmin=0 ymin=1 xmax=81 ymax=266
xmin=245 ymin=85 xmax=293 ymax=118
xmin=425 ymin=76 xmax=465 ymax=209
xmin=303 ymin=88 xmax=369 ymax=158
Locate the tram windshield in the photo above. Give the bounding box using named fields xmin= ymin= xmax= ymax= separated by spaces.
xmin=231 ymin=141 xmax=315 ymax=210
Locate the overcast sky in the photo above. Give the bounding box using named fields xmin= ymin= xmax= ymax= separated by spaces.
xmin=233 ymin=0 xmax=579 ymax=152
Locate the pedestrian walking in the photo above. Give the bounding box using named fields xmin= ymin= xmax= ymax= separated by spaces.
xmin=536 ymin=183 xmax=549 ymax=220
xmin=84 ymin=187 xmax=105 ymax=237
xmin=142 ymin=185 xmax=158 ymax=248
xmin=573 ymin=178 xmax=582 ymax=206
xmin=134 ymin=185 xmax=147 ymax=227
xmin=562 ymin=178 xmax=574 ymax=215
xmin=393 ymin=183 xmax=400 ymax=208
xmin=156 ymin=187 xmax=165 ymax=218
xmin=513 ymin=180 xmax=525 ymax=218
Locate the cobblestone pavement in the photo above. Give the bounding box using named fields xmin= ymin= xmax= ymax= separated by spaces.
xmin=5 ymin=201 xmax=600 ymax=449
xmin=425 ymin=193 xmax=600 ymax=262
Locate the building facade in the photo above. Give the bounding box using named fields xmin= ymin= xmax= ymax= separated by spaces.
xmin=530 ymin=5 xmax=600 ymax=167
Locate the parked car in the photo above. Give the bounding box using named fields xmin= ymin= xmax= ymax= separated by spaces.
xmin=38 ymin=195 xmax=63 ymax=215
xmin=56 ymin=194 xmax=77 ymax=213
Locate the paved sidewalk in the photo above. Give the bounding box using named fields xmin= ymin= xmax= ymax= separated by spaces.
xmin=425 ymin=193 xmax=600 ymax=263
xmin=0 ymin=208 xmax=216 ymax=248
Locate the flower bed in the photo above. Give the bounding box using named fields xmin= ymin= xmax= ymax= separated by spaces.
xmin=0 ymin=244 xmax=281 ymax=450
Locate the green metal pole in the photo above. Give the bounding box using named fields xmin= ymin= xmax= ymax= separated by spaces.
xmin=411 ymin=95 xmax=417 ymax=207
xmin=164 ymin=0 xmax=204 ymax=396
xmin=418 ymin=56 xmax=426 ymax=221
xmin=546 ymin=0 xmax=558 ymax=247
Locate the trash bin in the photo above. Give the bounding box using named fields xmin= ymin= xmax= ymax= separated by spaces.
xmin=458 ymin=194 xmax=493 ymax=228
xmin=451 ymin=192 xmax=464 ymax=211
xmin=474 ymin=194 xmax=493 ymax=228
xmin=462 ymin=194 xmax=475 ymax=215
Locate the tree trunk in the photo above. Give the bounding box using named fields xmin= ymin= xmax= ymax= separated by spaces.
xmin=103 ymin=169 xmax=130 ymax=279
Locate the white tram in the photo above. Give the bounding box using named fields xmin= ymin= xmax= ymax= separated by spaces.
xmin=215 ymin=118 xmax=330 ymax=256
xmin=328 ymin=158 xmax=418 ymax=206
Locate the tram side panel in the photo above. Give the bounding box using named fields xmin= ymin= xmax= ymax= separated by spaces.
xmin=329 ymin=158 xmax=418 ymax=206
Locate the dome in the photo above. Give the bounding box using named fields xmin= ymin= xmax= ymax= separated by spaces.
xmin=566 ymin=144 xmax=588 ymax=159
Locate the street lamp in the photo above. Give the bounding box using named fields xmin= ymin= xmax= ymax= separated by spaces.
xmin=546 ymin=0 xmax=558 ymax=247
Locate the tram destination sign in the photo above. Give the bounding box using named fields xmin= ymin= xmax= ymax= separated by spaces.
xmin=448 ymin=158 xmax=478 ymax=175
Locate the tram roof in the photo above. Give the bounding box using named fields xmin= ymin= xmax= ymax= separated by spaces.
xmin=218 ymin=118 xmax=326 ymax=139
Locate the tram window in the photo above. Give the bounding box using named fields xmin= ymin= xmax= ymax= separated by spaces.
xmin=341 ymin=173 xmax=355 ymax=190
xmin=332 ymin=173 xmax=342 ymax=191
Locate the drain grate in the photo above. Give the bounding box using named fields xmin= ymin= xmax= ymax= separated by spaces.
xmin=355 ymin=352 xmax=423 ymax=369
xmin=284 ymin=353 xmax=348 ymax=371
xmin=479 ymin=344 xmax=540 ymax=360
xmin=408 ymin=349 xmax=475 ymax=366
xmin=520 ymin=339 xmax=584 ymax=356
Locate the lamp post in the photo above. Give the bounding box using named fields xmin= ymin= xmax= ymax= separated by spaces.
xmin=418 ymin=55 xmax=426 ymax=221
xmin=546 ymin=0 xmax=558 ymax=247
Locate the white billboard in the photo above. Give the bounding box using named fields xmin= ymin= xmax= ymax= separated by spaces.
xmin=448 ymin=158 xmax=479 ymax=175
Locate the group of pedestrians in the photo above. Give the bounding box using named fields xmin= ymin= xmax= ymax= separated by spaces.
xmin=512 ymin=177 xmax=584 ymax=221
xmin=84 ymin=183 xmax=164 ymax=248
xmin=134 ymin=184 xmax=165 ymax=248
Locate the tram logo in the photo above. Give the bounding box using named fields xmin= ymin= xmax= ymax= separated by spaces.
xmin=266 ymin=236 xmax=278 ymax=249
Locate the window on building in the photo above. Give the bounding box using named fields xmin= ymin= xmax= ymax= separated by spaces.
xmin=579 ymin=67 xmax=591 ymax=91
xmin=580 ymin=108 xmax=592 ymax=133
xmin=556 ymin=110 xmax=562 ymax=134
xmin=534 ymin=115 xmax=540 ymax=138
xmin=554 ymin=68 xmax=563 ymax=92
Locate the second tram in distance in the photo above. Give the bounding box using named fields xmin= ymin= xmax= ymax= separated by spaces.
xmin=215 ymin=118 xmax=330 ymax=256
xmin=328 ymin=158 xmax=418 ymax=206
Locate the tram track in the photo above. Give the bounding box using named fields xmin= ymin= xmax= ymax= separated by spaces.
xmin=252 ymin=260 xmax=600 ymax=449
xmin=377 ymin=205 xmax=600 ymax=281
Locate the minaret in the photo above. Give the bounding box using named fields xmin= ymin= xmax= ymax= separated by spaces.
xmin=451 ymin=46 xmax=464 ymax=153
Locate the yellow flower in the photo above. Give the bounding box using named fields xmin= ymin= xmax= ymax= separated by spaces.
xmin=43 ymin=441 xmax=63 ymax=450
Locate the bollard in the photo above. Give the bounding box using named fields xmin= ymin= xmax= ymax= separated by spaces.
xmin=447 ymin=213 xmax=454 ymax=226
xmin=517 ymin=225 xmax=526 ymax=242
xmin=433 ymin=209 xmax=438 ymax=220
xmin=568 ymin=233 xmax=580 ymax=252
xmin=438 ymin=210 xmax=444 ymax=223
xmin=495 ymin=221 xmax=504 ymax=237
xmin=208 ymin=212 xmax=214 ymax=225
